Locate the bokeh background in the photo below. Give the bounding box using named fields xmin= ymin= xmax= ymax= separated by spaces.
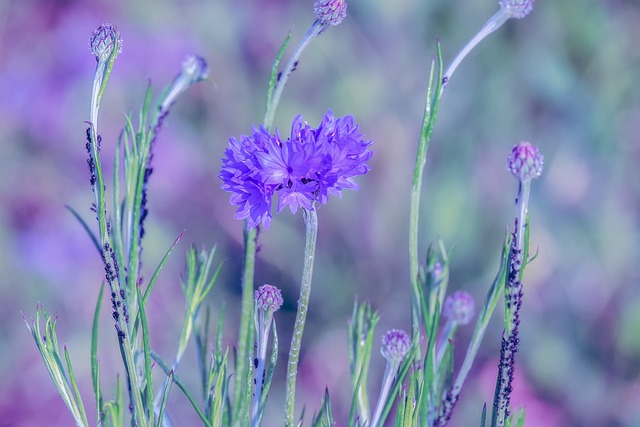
xmin=1 ymin=0 xmax=639 ymax=425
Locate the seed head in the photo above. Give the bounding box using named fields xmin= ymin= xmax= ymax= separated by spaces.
xmin=443 ymin=291 xmax=475 ymax=326
xmin=381 ymin=329 xmax=410 ymax=363
xmin=499 ymin=0 xmax=534 ymax=19
xmin=254 ymin=284 xmax=283 ymax=313
xmin=314 ymin=0 xmax=347 ymax=26
xmin=90 ymin=24 xmax=122 ymax=62
xmin=507 ymin=141 xmax=543 ymax=182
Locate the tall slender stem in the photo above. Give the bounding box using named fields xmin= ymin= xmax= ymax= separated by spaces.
xmin=284 ymin=208 xmax=318 ymax=426
xmin=442 ymin=10 xmax=508 ymax=88
xmin=264 ymin=20 xmax=324 ymax=128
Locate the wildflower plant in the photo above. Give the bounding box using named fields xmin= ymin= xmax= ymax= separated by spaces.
xmin=28 ymin=1 xmax=544 ymax=426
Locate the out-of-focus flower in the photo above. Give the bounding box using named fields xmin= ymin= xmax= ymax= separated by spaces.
xmin=443 ymin=290 xmax=475 ymax=326
xmin=507 ymin=141 xmax=544 ymax=182
xmin=500 ymin=0 xmax=535 ymax=19
xmin=219 ymin=110 xmax=373 ymax=229
xmin=160 ymin=55 xmax=209 ymax=111
xmin=314 ymin=0 xmax=348 ymax=26
xmin=381 ymin=329 xmax=411 ymax=363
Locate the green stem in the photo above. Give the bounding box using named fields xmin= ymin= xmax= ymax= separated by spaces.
xmin=264 ymin=20 xmax=324 ymax=128
xmin=284 ymin=208 xmax=318 ymax=426
xmin=233 ymin=225 xmax=257 ymax=422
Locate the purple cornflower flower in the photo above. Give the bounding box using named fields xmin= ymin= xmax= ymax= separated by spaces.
xmin=219 ymin=110 xmax=373 ymax=229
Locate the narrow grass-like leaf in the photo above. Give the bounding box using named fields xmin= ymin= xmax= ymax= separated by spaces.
xmin=266 ymin=32 xmax=292 ymax=110
xmin=480 ymin=403 xmax=487 ymax=427
xmin=155 ymin=371 xmax=174 ymax=427
xmin=151 ymin=350 xmax=212 ymax=427
xmin=91 ymin=283 xmax=104 ymax=419
xmin=311 ymin=388 xmax=334 ymax=427
xmin=64 ymin=346 xmax=89 ymax=427
xmin=348 ymin=367 xmax=365 ymax=427
xmin=136 ymin=285 xmax=154 ymax=425
xmin=65 ymin=205 xmax=101 ymax=255
xmin=453 ymin=233 xmax=511 ymax=395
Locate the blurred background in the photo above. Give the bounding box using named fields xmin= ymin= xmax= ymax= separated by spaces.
xmin=1 ymin=0 xmax=639 ymax=425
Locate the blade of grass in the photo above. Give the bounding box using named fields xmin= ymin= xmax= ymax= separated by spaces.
xmin=136 ymin=285 xmax=154 ymax=424
xmin=91 ymin=283 xmax=104 ymax=421
xmin=151 ymin=350 xmax=213 ymax=427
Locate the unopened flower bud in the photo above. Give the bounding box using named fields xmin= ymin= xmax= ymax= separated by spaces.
xmin=443 ymin=291 xmax=475 ymax=326
xmin=255 ymin=284 xmax=283 ymax=312
xmin=499 ymin=0 xmax=534 ymax=19
xmin=182 ymin=55 xmax=209 ymax=85
xmin=314 ymin=0 xmax=347 ymax=26
xmin=381 ymin=329 xmax=410 ymax=363
xmin=507 ymin=141 xmax=543 ymax=182
xmin=90 ymin=24 xmax=122 ymax=62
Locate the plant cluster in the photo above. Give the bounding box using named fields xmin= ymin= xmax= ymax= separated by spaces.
xmin=27 ymin=1 xmax=544 ymax=426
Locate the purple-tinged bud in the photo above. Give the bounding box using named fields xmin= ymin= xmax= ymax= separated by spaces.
xmin=443 ymin=291 xmax=475 ymax=326
xmin=499 ymin=0 xmax=534 ymax=19
xmin=182 ymin=55 xmax=209 ymax=85
xmin=507 ymin=141 xmax=543 ymax=182
xmin=314 ymin=0 xmax=347 ymax=26
xmin=90 ymin=24 xmax=122 ymax=62
xmin=381 ymin=329 xmax=410 ymax=363
xmin=254 ymin=284 xmax=283 ymax=313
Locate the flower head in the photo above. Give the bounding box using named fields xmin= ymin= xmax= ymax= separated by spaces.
xmin=499 ymin=0 xmax=534 ymax=19
xmin=381 ymin=329 xmax=411 ymax=363
xmin=90 ymin=24 xmax=122 ymax=62
xmin=255 ymin=284 xmax=283 ymax=313
xmin=219 ymin=110 xmax=373 ymax=229
xmin=507 ymin=141 xmax=543 ymax=182
xmin=314 ymin=0 xmax=347 ymax=26
xmin=443 ymin=291 xmax=475 ymax=326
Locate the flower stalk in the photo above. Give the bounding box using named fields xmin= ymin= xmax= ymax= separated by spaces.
xmin=284 ymin=207 xmax=318 ymax=426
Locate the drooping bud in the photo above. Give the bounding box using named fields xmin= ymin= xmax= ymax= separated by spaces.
xmin=381 ymin=329 xmax=410 ymax=363
xmin=499 ymin=0 xmax=534 ymax=19
xmin=314 ymin=0 xmax=347 ymax=26
xmin=90 ymin=24 xmax=122 ymax=62
xmin=181 ymin=55 xmax=209 ymax=85
xmin=507 ymin=141 xmax=544 ymax=182
xmin=443 ymin=291 xmax=475 ymax=326
xmin=159 ymin=54 xmax=209 ymax=112
xmin=255 ymin=284 xmax=283 ymax=313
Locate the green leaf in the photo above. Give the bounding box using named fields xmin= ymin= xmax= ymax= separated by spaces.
xmin=151 ymin=350 xmax=213 ymax=427
xmin=266 ymin=32 xmax=292 ymax=111
xmin=136 ymin=285 xmax=154 ymax=425
xmin=155 ymin=371 xmax=174 ymax=427
xmin=480 ymin=403 xmax=487 ymax=427
xmin=311 ymin=388 xmax=334 ymax=427
xmin=91 ymin=283 xmax=104 ymax=420
xmin=64 ymin=346 xmax=89 ymax=427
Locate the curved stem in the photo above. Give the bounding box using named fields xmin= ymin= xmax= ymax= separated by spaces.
xmin=442 ymin=10 xmax=509 ymax=88
xmin=264 ymin=20 xmax=324 ymax=128
xmin=284 ymin=208 xmax=318 ymax=426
